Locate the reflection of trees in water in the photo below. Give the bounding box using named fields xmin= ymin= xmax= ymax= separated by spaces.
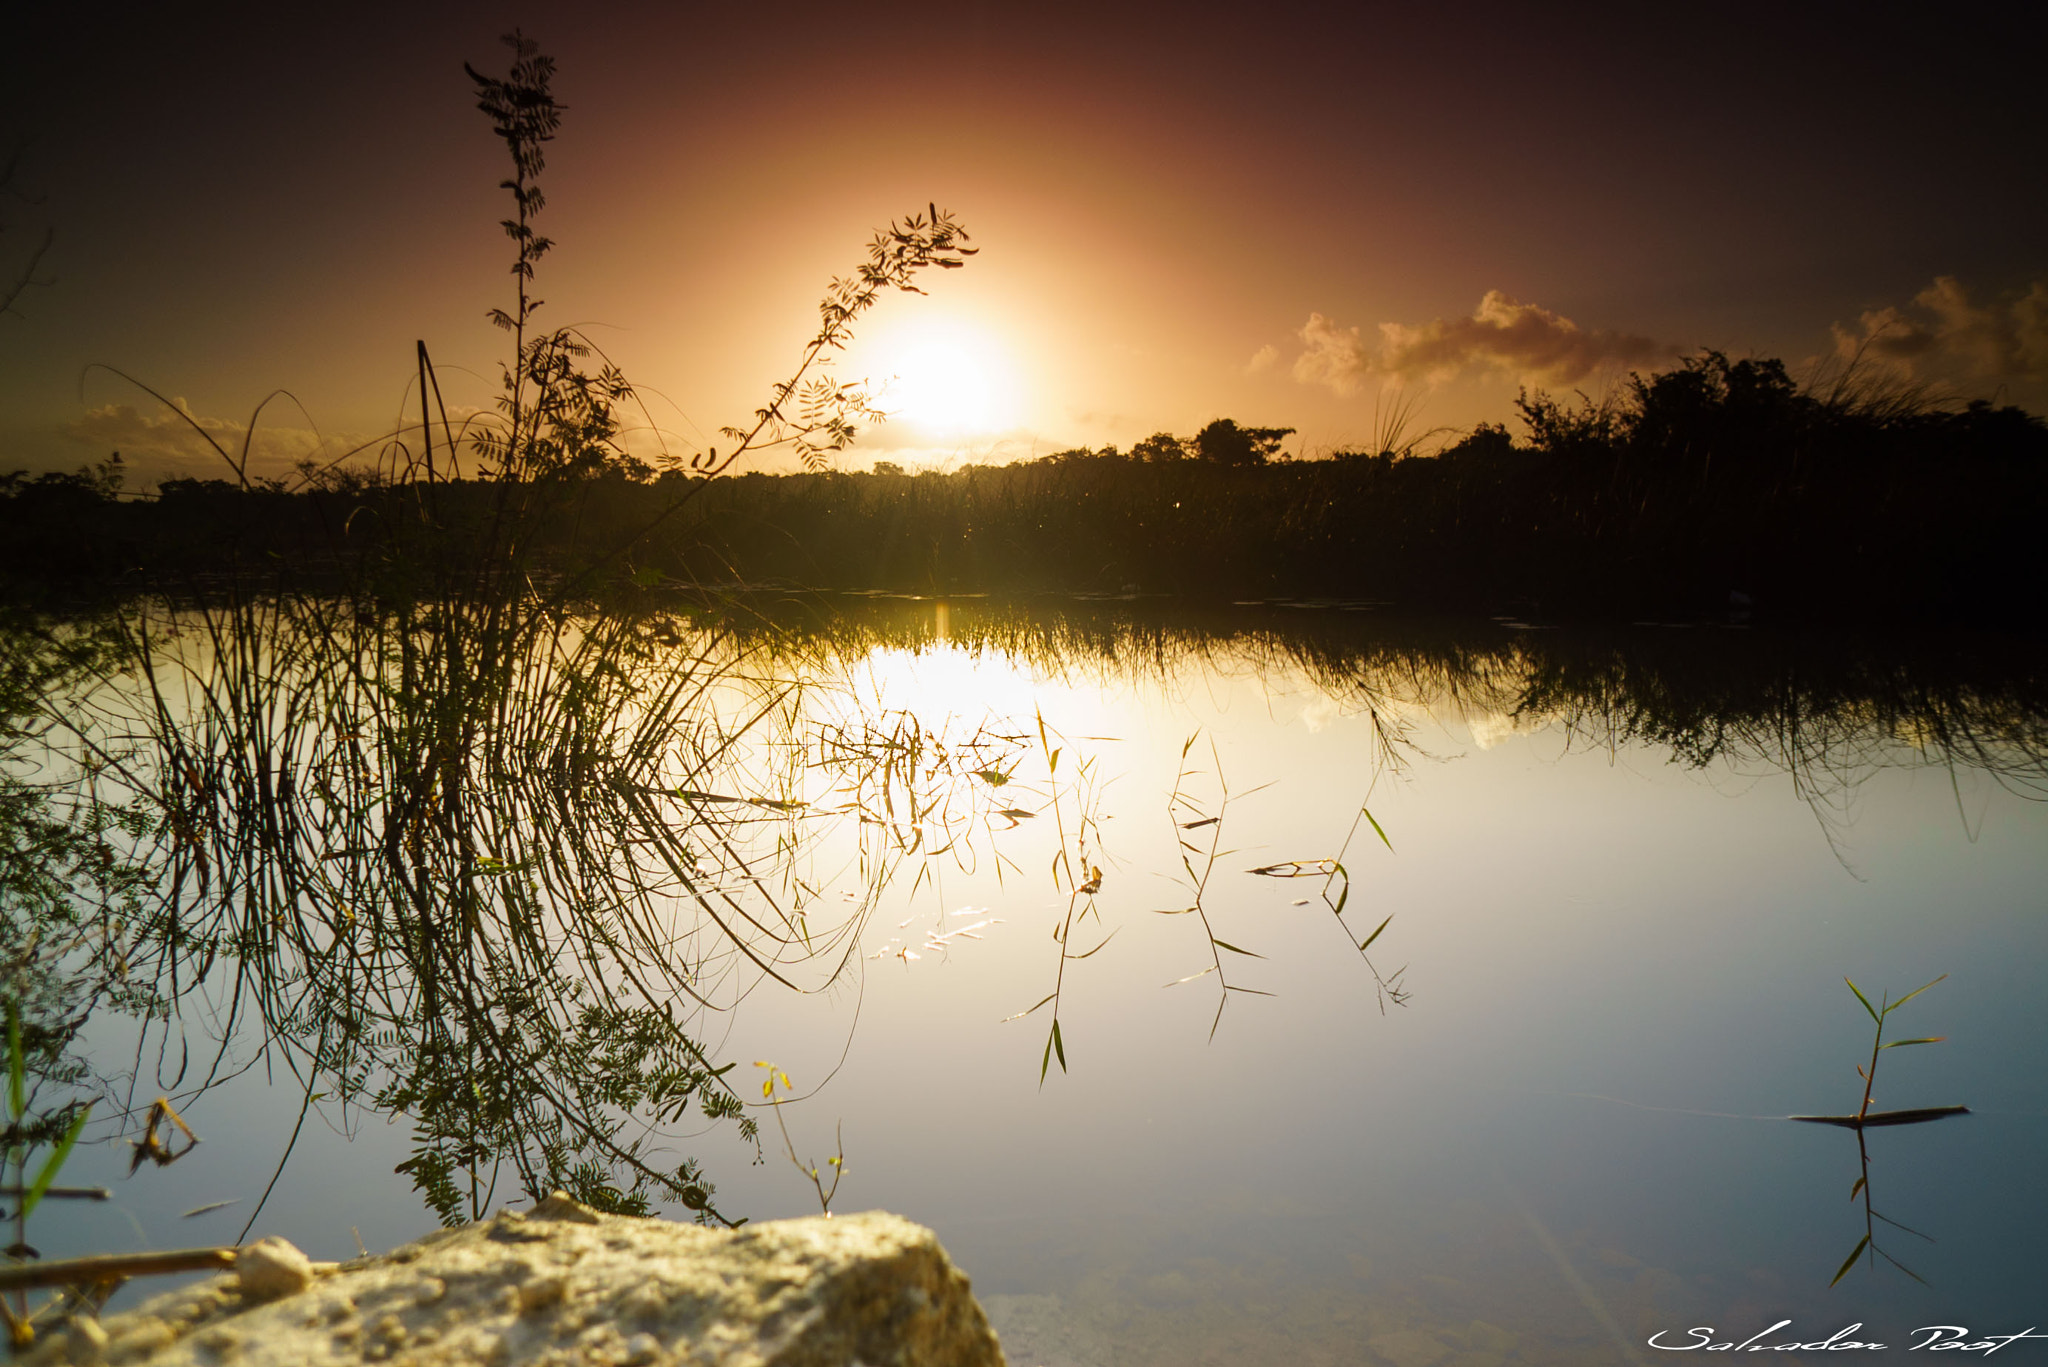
xmin=1 ymin=617 xmax=164 ymax=1234
xmin=10 ymin=597 xmax=2046 ymax=1232
xmin=730 ymin=594 xmax=2048 ymax=830
xmin=1516 ymin=629 xmax=2048 ymax=850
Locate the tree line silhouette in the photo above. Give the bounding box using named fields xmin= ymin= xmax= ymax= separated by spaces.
xmin=6 ymin=351 xmax=2041 ymax=621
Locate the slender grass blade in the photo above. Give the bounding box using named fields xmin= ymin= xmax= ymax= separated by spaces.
xmin=1890 ymin=975 xmax=1949 ymax=1012
xmin=22 ymin=1104 xmax=92 ymax=1222
xmin=1830 ymin=1235 xmax=1871 ymax=1287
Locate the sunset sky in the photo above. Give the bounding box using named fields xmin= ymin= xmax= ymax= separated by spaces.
xmin=3 ymin=2 xmax=2043 ymax=485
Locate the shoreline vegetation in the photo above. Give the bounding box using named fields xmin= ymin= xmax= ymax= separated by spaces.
xmin=5 ymin=353 xmax=2043 ymax=624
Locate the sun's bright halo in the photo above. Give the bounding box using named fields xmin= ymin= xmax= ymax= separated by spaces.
xmin=871 ymin=323 xmax=1019 ymax=437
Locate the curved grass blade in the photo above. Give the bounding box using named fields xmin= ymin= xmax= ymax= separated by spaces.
xmin=1830 ymin=1235 xmax=1871 ymax=1288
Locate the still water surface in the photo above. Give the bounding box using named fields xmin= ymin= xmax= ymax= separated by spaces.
xmin=39 ymin=602 xmax=2048 ymax=1365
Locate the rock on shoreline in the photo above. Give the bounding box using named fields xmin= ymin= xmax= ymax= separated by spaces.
xmin=32 ymin=1195 xmax=1005 ymax=1367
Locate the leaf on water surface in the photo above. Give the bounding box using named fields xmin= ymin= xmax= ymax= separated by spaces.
xmin=1787 ymin=1106 xmax=1970 ymax=1128
xmin=181 ymin=1199 xmax=239 ymax=1219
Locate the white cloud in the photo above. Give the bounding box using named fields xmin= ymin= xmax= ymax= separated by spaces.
xmin=1833 ymin=276 xmax=2048 ymax=383
xmin=61 ymin=400 xmax=342 ymax=483
xmin=1292 ymin=293 xmax=1680 ymax=394
xmin=1244 ymin=343 xmax=1279 ymax=376
xmin=1293 ymin=314 xmax=1376 ymax=396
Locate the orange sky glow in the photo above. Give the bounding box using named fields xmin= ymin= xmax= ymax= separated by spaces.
xmin=3 ymin=2 xmax=2043 ymax=487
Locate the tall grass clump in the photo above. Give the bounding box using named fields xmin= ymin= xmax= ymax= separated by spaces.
xmin=10 ymin=32 xmax=989 ymax=1228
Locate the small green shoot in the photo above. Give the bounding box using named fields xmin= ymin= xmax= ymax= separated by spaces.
xmin=1809 ymin=975 xmax=1958 ymax=1288
xmin=756 ymin=1063 xmax=845 ymax=1216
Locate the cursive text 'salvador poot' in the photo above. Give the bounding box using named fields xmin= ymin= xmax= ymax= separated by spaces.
xmin=1645 ymin=1322 xmax=2048 ymax=1354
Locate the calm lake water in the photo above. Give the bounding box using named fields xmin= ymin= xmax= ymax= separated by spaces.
xmin=30 ymin=599 xmax=2048 ymax=1365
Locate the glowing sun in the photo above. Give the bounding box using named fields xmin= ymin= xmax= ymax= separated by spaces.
xmin=872 ymin=324 xmax=1020 ymax=436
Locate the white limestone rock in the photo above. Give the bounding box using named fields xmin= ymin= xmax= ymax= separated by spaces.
xmin=26 ymin=1197 xmax=1005 ymax=1367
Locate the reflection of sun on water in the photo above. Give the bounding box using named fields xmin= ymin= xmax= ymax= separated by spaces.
xmin=852 ymin=636 xmax=1041 ymax=723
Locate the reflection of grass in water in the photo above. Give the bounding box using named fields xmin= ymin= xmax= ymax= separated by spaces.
xmin=89 ymin=591 xmax=1088 ymax=1227
xmin=6 ymin=24 xmax=985 ymax=1234
xmin=1789 ymin=976 xmax=1962 ymax=1288
xmin=730 ymin=596 xmax=2048 ymax=848
xmin=2 ymin=1003 xmax=90 ymax=1347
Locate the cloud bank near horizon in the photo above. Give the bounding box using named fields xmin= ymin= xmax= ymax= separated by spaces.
xmin=60 ymin=399 xmax=389 ymax=486
xmin=1834 ymin=276 xmax=2048 ymax=385
xmin=1289 ymin=292 xmax=1681 ymax=395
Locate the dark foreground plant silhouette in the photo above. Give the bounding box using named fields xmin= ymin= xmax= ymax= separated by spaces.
xmin=5 ymin=30 xmax=987 ymax=1239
